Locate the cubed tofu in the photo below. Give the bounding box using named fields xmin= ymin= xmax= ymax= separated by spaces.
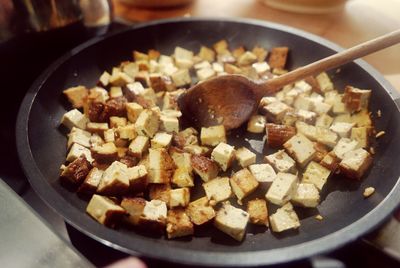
xmin=268 ymin=47 xmax=289 ymax=69
xmin=109 ymin=86 xmax=123 ymax=98
xmin=160 ymin=115 xmax=179 ymax=133
xmin=343 ymin=86 xmax=371 ymax=112
xmin=151 ymin=132 xmax=173 ymax=149
xmin=128 ymin=135 xmax=150 ymax=158
xmin=61 ymin=109 xmax=88 ymax=130
xmin=63 ymin=86 xmax=88 ymax=108
xmin=86 ymin=122 xmax=108 ymax=135
xmin=320 ymin=152 xmax=341 ymax=172
xmin=230 ymin=169 xmax=259 ymax=201
xmin=89 ymin=133 xmax=104 ymax=147
xmin=333 ymin=138 xmax=359 ymax=159
xmin=295 ymin=121 xmax=317 ymax=141
xmin=166 ymin=208 xmax=194 ymax=239
xmin=212 ymin=62 xmax=224 ymax=73
xmin=194 ymin=61 xmax=212 ymax=70
xmin=169 ymin=188 xmax=190 ymax=208
xmin=117 ymin=124 xmax=137 ymax=140
xmin=133 ymin=50 xmax=149 ymax=61
xmin=351 ymin=127 xmax=370 ymax=148
xmin=66 ymin=143 xmax=93 ymax=163
xmin=211 ymin=142 xmax=235 ymax=171
xmin=97 ymin=161 xmax=130 ymax=195
xmin=252 ymin=62 xmax=270 ymax=74
xmin=126 ymin=102 xmax=144 ymax=123
xmin=237 ymin=51 xmax=257 ymax=66
xmin=294 ymin=96 xmax=314 ymax=111
xmin=291 ymin=183 xmax=320 ymax=208
xmin=60 ymin=156 xmax=92 ymax=187
xmin=191 ymin=154 xmax=219 ymax=182
xmin=120 ymin=197 xmax=146 ymax=226
xmin=103 ymin=129 xmax=115 ymax=143
xmin=252 ymin=45 xmax=268 ymax=62
xmin=265 ymin=123 xmax=296 ymax=148
xmin=247 ymin=115 xmax=266 ymax=133
xmin=200 ymin=125 xmax=226 ymax=146
xmin=296 ymin=109 xmax=317 ymax=124
xmin=196 ymin=68 xmax=216 ymax=81
xmin=269 ymin=202 xmax=300 ymax=233
xmin=235 ymin=147 xmax=256 ymax=168
xmin=198 ymin=46 xmax=216 ymax=62
xmin=203 ymin=177 xmax=232 ymax=203
xmin=329 ymin=122 xmax=354 ymax=138
xmin=91 ymin=142 xmax=118 ymax=164
xmin=127 ymin=165 xmax=148 ymax=193
xmin=149 ymin=73 xmax=176 ymax=92
xmin=316 ymin=127 xmax=339 ymax=148
xmin=186 ymin=197 xmax=215 ymax=225
xmin=264 ymin=102 xmax=291 ymax=123
xmin=109 ymin=71 xmax=134 ymax=87
xmin=86 ymin=195 xmax=126 ymax=228
xmin=134 ymin=109 xmax=160 ymax=138
xmin=248 ymin=164 xmax=277 ymax=185
xmin=174 ymin=46 xmax=194 ymax=69
xmin=283 ymin=134 xmax=316 ymax=168
xmin=316 ymin=72 xmax=333 ymax=93
xmin=171 ymin=69 xmax=191 ymax=87
xmin=67 ymin=127 xmax=91 ymax=149
xmin=339 ymin=148 xmax=372 ymax=180
xmin=184 ymin=145 xmax=210 ymax=156
xmin=351 ymin=109 xmax=372 ymax=127
xmin=315 ymin=114 xmax=334 ymax=128
xmin=77 ymin=167 xmax=103 ymax=195
xmin=214 ymin=202 xmax=249 ymax=241
xmin=148 ymin=184 xmax=171 ymax=204
xmin=99 ymin=72 xmax=111 ymax=87
xmin=265 ymin=172 xmax=298 ymax=206
xmin=109 ymin=116 xmax=127 ymax=128
xmin=264 ymin=150 xmax=297 ymax=174
xmin=312 ymin=101 xmax=332 ymax=115
xmin=148 ymin=148 xmax=176 ymax=184
xmin=247 ymin=198 xmax=269 ymax=226
xmin=172 ymin=167 xmax=194 ymax=188
xmin=138 ymin=200 xmax=168 ymax=232
xmin=302 ymin=161 xmax=331 ymax=191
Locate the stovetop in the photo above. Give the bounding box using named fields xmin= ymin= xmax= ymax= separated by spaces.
xmin=1 ymin=20 xmax=399 ymax=268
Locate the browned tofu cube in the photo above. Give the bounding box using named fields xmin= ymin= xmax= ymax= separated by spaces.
xmin=198 ymin=46 xmax=216 ymax=62
xmin=91 ymin=142 xmax=118 ymax=164
xmin=191 ymin=154 xmax=219 ymax=182
xmin=283 ymin=133 xmax=316 ymax=168
xmin=264 ymin=102 xmax=292 ymax=123
xmin=172 ymin=127 xmax=198 ymax=149
xmin=339 ymin=148 xmax=373 ymax=180
xmin=148 ymin=148 xmax=176 ymax=184
xmin=120 ymin=197 xmax=146 ymax=226
xmin=169 ymin=188 xmax=190 ymax=208
xmin=230 ymin=169 xmax=259 ymax=201
xmin=97 ymin=161 xmax=130 ymax=196
xmin=127 ymin=165 xmax=148 ymax=193
xmin=265 ymin=123 xmax=296 ymax=148
xmin=247 ymin=198 xmax=269 ymax=226
xmin=320 ymin=152 xmax=341 ymax=172
xmin=138 ymin=200 xmax=168 ymax=233
xmin=86 ymin=195 xmax=126 ymax=228
xmin=252 ymin=45 xmax=268 ymax=62
xmin=148 ymin=49 xmax=161 ymax=60
xmin=186 ymin=197 xmax=215 ymax=225
xmin=268 ymin=47 xmax=289 ymax=69
xmin=304 ymin=76 xmax=322 ymax=94
xmin=77 ymin=167 xmax=103 ymax=196
xmin=60 ymin=155 xmax=92 ymax=187
xmin=63 ymin=86 xmax=88 ymax=108
xmin=343 ymin=86 xmax=372 ymax=112
xmin=166 ymin=208 xmax=194 ymax=239
xmin=133 ymin=50 xmax=149 ymax=61
xmin=149 ymin=73 xmax=176 ymax=92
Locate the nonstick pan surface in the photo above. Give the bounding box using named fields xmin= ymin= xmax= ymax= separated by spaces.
xmin=16 ymin=18 xmax=400 ymax=266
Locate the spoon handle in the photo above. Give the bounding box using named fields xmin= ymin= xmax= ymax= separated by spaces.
xmin=263 ymin=29 xmax=400 ymax=93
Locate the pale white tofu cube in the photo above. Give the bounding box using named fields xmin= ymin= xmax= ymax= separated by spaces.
xmin=151 ymin=132 xmax=173 ymax=148
xmin=332 ymin=95 xmax=350 ymax=114
xmin=264 ymin=102 xmax=291 ymax=123
xmin=104 ymin=129 xmax=115 ymax=143
xmin=283 ymin=133 xmax=316 ymax=168
xmin=247 ymin=115 xmax=266 ymax=133
xmin=169 ymin=188 xmax=190 ymax=208
xmin=200 ymin=125 xmax=226 ymax=146
xmin=214 ymin=203 xmax=249 ymax=241
xmin=126 ymin=165 xmax=148 ymax=192
xmin=294 ymin=96 xmax=314 ymax=111
xmin=86 ymin=195 xmax=125 ymax=227
xmin=196 ymin=68 xmax=216 ymax=81
xmin=126 ymin=82 xmax=145 ymax=95
xmin=265 ymin=172 xmax=298 ymax=206
xmin=312 ymin=101 xmax=332 ymax=115
xmin=295 ymin=121 xmax=317 ymax=141
xmin=294 ymin=80 xmax=312 ymax=94
xmin=109 ymin=86 xmax=123 ymax=98
xmin=99 ymin=71 xmax=111 ymax=87
xmin=211 ymin=142 xmax=235 ymax=171
xmin=230 ymin=169 xmax=259 ymax=201
xmin=315 ymin=114 xmax=334 ymax=128
xmin=128 ymin=135 xmax=149 ymax=158
xmin=302 ymin=161 xmax=331 ymax=191
xmin=67 ymin=127 xmax=91 ymax=148
xmin=351 ymin=127 xmax=370 ymax=148
xmin=61 ymin=109 xmax=88 ymax=130
xmin=126 ymin=102 xmax=144 ymax=123
xmin=134 ymin=109 xmax=160 ymax=138
xmin=339 ymin=148 xmax=372 ymax=180
xmin=316 ymin=72 xmax=333 ymax=92
xmin=269 ymin=202 xmax=300 ymax=233
xmin=235 ymin=147 xmax=256 ymax=168
xmin=333 ymin=138 xmax=359 ymax=159
xmin=117 ymin=124 xmax=137 ymax=140
xmin=291 ymin=183 xmax=320 ymax=208
xmin=330 ymin=122 xmax=354 ymax=138
xmin=194 ymin=61 xmax=212 ymax=70
xmin=66 ymin=143 xmax=93 ymax=163
xmin=315 ymin=127 xmax=339 ymax=148
xmin=296 ymin=109 xmax=317 ymax=124
xmin=160 ymin=115 xmax=179 ymax=133
xmin=203 ymin=177 xmax=232 ymax=203
xmin=212 ymin=62 xmax=224 ymax=73
xmin=248 ymin=164 xmax=277 ymax=185
xmin=264 ymin=150 xmax=297 ymax=174
xmin=174 ymin=46 xmax=193 ymax=61
xmin=97 ymin=161 xmax=130 ymax=195
xmin=252 ymin=61 xmax=270 ymax=74
xmin=139 ymin=199 xmax=167 ymax=231
xmin=171 ymin=69 xmax=191 ymax=87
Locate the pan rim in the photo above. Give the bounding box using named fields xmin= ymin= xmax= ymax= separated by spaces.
xmin=16 ymin=17 xmax=400 ymax=266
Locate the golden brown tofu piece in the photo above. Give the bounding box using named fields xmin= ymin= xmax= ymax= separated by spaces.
xmin=91 ymin=142 xmax=118 ymax=164
xmin=86 ymin=195 xmax=126 ymax=228
xmin=186 ymin=197 xmax=215 ymax=225
xmin=148 ymin=183 xmax=171 ymax=204
xmin=60 ymin=155 xmax=92 ymax=187
xmin=268 ymin=47 xmax=289 ymax=69
xmin=230 ymin=168 xmax=259 ymax=201
xmin=191 ymin=154 xmax=219 ymax=182
xmin=148 ymin=49 xmax=160 ymax=60
xmin=313 ymin=142 xmax=329 ymax=163
xmin=77 ymin=167 xmax=103 ymax=196
xmin=149 ymin=74 xmax=176 ymax=92
xmin=265 ymin=123 xmax=296 ymax=148
xmin=133 ymin=50 xmax=149 ymax=61
xmin=63 ymin=86 xmax=88 ymax=108
xmin=304 ymin=76 xmax=322 ymax=94
xmin=320 ymin=152 xmax=341 ymax=172
xmin=166 ymin=208 xmax=194 ymax=239
xmin=148 ymin=148 xmax=176 ymax=184
xmin=127 ymin=165 xmax=148 ymax=193
xmin=120 ymin=197 xmax=146 ymax=226
xmin=252 ymin=45 xmax=268 ymax=62
xmin=339 ymin=148 xmax=373 ymax=180
xmin=247 ymin=198 xmax=269 ymax=226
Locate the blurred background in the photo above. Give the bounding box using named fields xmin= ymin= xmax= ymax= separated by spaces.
xmin=0 ymin=0 xmax=399 ymax=267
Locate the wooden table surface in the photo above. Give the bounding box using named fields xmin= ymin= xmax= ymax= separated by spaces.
xmin=113 ymin=0 xmax=400 ymax=91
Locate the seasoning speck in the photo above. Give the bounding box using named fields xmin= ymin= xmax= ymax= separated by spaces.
xmin=375 ymin=131 xmax=385 ymax=138
xmin=363 ymin=187 xmax=375 ymax=198
xmin=377 ymin=110 xmax=382 ymax=118
xmin=315 ymin=215 xmax=324 ymax=221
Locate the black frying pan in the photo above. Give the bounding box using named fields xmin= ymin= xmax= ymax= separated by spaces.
xmin=16 ymin=18 xmax=400 ymax=266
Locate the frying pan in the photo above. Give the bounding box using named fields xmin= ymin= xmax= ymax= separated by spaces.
xmin=16 ymin=18 xmax=400 ymax=266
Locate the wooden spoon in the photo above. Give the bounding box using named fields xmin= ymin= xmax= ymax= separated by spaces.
xmin=178 ymin=29 xmax=400 ymax=130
